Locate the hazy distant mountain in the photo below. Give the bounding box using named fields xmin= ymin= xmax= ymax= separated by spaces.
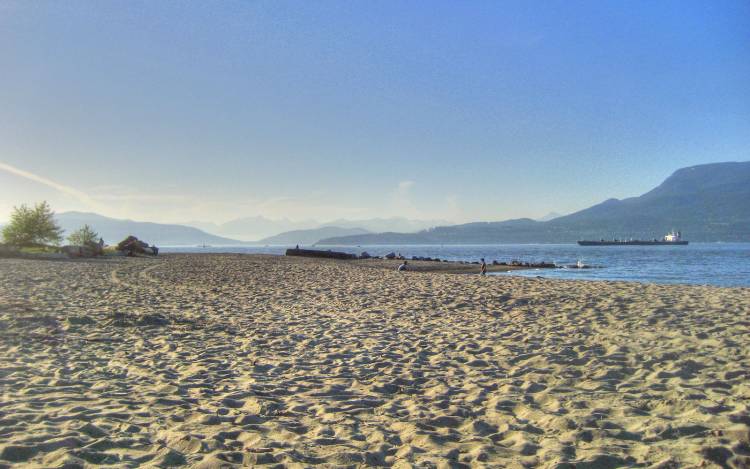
xmin=181 ymin=220 xmax=222 ymax=234
xmin=257 ymin=226 xmax=371 ymax=245
xmin=537 ymin=212 xmax=562 ymax=222
xmin=183 ymin=216 xmax=334 ymax=241
xmin=319 ymin=161 xmax=750 ymax=244
xmin=183 ymin=216 xmax=450 ymax=241
xmin=213 ymin=216 xmax=317 ymax=241
xmin=322 ymin=217 xmax=451 ymax=233
xmin=56 ymin=212 xmax=244 ymax=246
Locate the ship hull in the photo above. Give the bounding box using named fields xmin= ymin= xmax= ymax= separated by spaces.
xmin=577 ymin=240 xmax=689 ymax=246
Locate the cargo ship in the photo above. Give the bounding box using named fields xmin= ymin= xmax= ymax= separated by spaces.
xmin=578 ymin=231 xmax=688 ymax=246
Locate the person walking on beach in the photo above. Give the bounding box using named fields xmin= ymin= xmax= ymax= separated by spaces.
xmin=480 ymin=258 xmax=487 ymax=276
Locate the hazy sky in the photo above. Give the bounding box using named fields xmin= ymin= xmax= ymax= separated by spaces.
xmin=1 ymin=1 xmax=748 ymax=224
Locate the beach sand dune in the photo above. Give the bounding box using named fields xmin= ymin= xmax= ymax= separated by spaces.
xmin=0 ymin=254 xmax=748 ymax=467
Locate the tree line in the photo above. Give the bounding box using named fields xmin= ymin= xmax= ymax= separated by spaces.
xmin=1 ymin=201 xmax=99 ymax=248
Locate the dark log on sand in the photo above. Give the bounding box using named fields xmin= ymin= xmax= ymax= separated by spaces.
xmin=286 ymin=248 xmax=357 ymax=260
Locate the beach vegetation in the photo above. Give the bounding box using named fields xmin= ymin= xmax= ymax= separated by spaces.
xmin=1 ymin=201 xmax=63 ymax=247
xmin=19 ymin=245 xmax=61 ymax=254
xmin=68 ymin=224 xmax=99 ymax=246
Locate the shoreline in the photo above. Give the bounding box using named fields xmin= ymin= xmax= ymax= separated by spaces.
xmin=6 ymin=250 xmax=750 ymax=288
xmin=160 ymin=245 xmax=750 ymax=288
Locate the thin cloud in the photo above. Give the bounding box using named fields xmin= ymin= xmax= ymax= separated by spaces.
xmin=391 ymin=180 xmax=420 ymax=218
xmin=397 ymin=180 xmax=415 ymax=195
xmin=0 ymin=161 xmax=102 ymax=210
xmin=0 ymin=161 xmax=371 ymax=223
xmin=89 ymin=185 xmax=192 ymax=203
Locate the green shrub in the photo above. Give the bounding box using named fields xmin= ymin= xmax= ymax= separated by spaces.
xmin=68 ymin=224 xmax=99 ymax=246
xmin=1 ymin=201 xmax=63 ymax=247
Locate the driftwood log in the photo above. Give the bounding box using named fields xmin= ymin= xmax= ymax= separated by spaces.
xmin=285 ymin=248 xmax=356 ymax=260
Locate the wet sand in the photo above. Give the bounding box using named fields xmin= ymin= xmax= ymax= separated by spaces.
xmin=0 ymin=254 xmax=748 ymax=468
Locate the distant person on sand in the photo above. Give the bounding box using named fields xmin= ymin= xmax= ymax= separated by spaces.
xmin=397 ymin=260 xmax=408 ymax=272
xmin=480 ymin=258 xmax=487 ymax=276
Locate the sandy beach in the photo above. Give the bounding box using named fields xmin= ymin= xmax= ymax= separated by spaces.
xmin=0 ymin=253 xmax=748 ymax=468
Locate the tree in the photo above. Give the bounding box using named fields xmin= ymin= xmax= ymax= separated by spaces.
xmin=68 ymin=224 xmax=99 ymax=246
xmin=1 ymin=201 xmax=63 ymax=247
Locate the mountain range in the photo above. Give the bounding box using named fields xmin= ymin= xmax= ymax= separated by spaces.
xmin=184 ymin=217 xmax=316 ymax=242
xmin=537 ymin=212 xmax=562 ymax=222
xmin=32 ymin=213 xmax=448 ymax=246
xmin=182 ymin=216 xmax=450 ymax=242
xmin=319 ymin=161 xmax=750 ymax=244
xmin=257 ymin=226 xmax=371 ymax=245
xmin=54 ymin=212 xmax=243 ymax=246
xmin=4 ymin=162 xmax=747 ymax=246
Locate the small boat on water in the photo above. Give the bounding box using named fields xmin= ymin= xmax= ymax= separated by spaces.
xmin=578 ymin=230 xmax=688 ymax=246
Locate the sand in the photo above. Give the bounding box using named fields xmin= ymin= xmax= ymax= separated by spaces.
xmin=345 ymin=258 xmax=535 ymax=274
xmin=0 ymin=253 xmax=748 ymax=468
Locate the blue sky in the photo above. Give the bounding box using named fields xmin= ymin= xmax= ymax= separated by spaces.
xmin=1 ymin=1 xmax=748 ymax=224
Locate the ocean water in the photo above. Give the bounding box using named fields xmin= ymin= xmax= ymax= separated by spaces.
xmin=161 ymin=243 xmax=750 ymax=288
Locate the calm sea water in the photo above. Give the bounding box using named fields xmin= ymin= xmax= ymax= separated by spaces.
xmin=162 ymin=243 xmax=750 ymax=287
